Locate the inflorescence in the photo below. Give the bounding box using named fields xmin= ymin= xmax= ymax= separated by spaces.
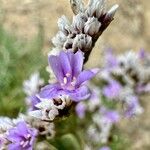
xmin=0 ymin=0 xmax=150 ymax=150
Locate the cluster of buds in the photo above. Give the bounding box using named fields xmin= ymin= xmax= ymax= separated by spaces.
xmin=22 ymin=115 xmax=56 ymax=139
xmin=87 ymin=107 xmax=119 ymax=145
xmin=29 ymin=95 xmax=72 ymax=121
xmin=51 ymin=0 xmax=119 ymax=62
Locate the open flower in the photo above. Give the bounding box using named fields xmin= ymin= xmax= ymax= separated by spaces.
xmin=125 ymin=96 xmax=143 ymax=117
xmin=75 ymin=102 xmax=86 ymax=118
xmin=100 ymin=108 xmax=120 ymax=124
xmin=7 ymin=121 xmax=38 ymax=150
xmin=103 ymin=80 xmax=122 ymax=100
xmin=39 ymin=50 xmax=99 ymax=101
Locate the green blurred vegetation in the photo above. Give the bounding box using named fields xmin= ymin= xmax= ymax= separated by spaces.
xmin=0 ymin=23 xmax=47 ymax=117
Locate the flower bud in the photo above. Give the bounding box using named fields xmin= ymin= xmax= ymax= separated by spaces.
xmin=70 ymin=0 xmax=84 ymax=15
xmin=86 ymin=0 xmax=106 ymax=18
xmin=52 ymin=31 xmax=67 ymax=48
xmin=72 ymin=34 xmax=92 ymax=51
xmin=72 ymin=13 xmax=87 ymax=32
xmin=63 ymin=38 xmax=73 ymax=49
xmin=104 ymin=4 xmax=119 ymax=21
xmin=58 ymin=15 xmax=72 ymax=35
xmin=84 ymin=17 xmax=101 ymax=36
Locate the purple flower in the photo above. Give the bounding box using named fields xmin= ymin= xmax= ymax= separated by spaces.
xmin=125 ymin=96 xmax=143 ymax=117
xmin=139 ymin=48 xmax=146 ymax=59
xmin=75 ymin=102 xmax=86 ymax=118
xmin=39 ymin=50 xmax=99 ymax=101
xmin=105 ymin=49 xmax=118 ymax=69
xmin=7 ymin=121 xmax=38 ymax=150
xmin=99 ymin=146 xmax=111 ymax=150
xmin=100 ymin=108 xmax=120 ymax=123
xmin=103 ymin=80 xmax=121 ymax=99
xmin=88 ymin=88 xmax=101 ymax=111
xmin=136 ymin=83 xmax=150 ymax=94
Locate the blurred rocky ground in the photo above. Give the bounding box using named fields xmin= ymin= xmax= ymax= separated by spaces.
xmin=0 ymin=0 xmax=149 ymax=149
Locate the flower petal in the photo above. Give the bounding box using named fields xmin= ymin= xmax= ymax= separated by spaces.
xmin=39 ymin=84 xmax=61 ymax=99
xmin=76 ymin=68 xmax=99 ymax=86
xmin=48 ymin=55 xmax=64 ymax=83
xmin=16 ymin=122 xmax=28 ymax=135
xmin=69 ymin=85 xmax=91 ymax=101
xmin=7 ymin=129 xmax=23 ymax=142
xmin=8 ymin=143 xmax=21 ymax=150
xmin=72 ymin=50 xmax=84 ymax=77
xmin=75 ymin=102 xmax=86 ymax=118
xmin=29 ymin=95 xmax=41 ymax=110
xmin=59 ymin=51 xmax=72 ymax=75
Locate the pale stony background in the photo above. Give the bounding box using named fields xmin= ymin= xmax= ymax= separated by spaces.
xmin=0 ymin=0 xmax=149 ymax=149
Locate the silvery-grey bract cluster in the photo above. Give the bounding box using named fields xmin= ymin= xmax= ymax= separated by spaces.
xmin=23 ymin=72 xmax=44 ymax=97
xmin=97 ymin=49 xmax=150 ymax=117
xmin=51 ymin=0 xmax=118 ymax=62
xmin=75 ymin=84 xmax=119 ymax=148
xmin=100 ymin=49 xmax=150 ymax=96
xmin=29 ymin=95 xmax=72 ymax=121
xmin=22 ymin=114 xmax=55 ymax=139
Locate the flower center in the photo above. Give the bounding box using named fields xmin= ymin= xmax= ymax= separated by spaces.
xmin=20 ymin=134 xmax=31 ymax=148
xmin=61 ymin=73 xmax=77 ymax=91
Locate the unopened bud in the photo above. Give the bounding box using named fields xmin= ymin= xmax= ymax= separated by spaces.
xmin=105 ymin=4 xmax=119 ymax=20
xmin=52 ymin=31 xmax=67 ymax=48
xmin=84 ymin=17 xmax=101 ymax=36
xmin=70 ymin=0 xmax=84 ymax=15
xmin=58 ymin=16 xmax=72 ymax=35
xmin=72 ymin=34 xmax=92 ymax=51
xmin=72 ymin=13 xmax=88 ymax=32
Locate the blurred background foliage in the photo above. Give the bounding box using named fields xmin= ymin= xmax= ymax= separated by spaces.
xmin=0 ymin=23 xmax=47 ymax=117
xmin=0 ymin=0 xmax=150 ymax=149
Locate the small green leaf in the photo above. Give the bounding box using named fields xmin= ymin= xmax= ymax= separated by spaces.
xmin=60 ymin=134 xmax=81 ymax=150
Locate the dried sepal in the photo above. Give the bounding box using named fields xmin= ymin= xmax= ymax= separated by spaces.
xmin=70 ymin=0 xmax=84 ymax=15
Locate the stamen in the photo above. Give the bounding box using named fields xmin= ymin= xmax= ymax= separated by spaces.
xmin=22 ymin=141 xmax=29 ymax=148
xmin=26 ymin=134 xmax=31 ymax=139
xmin=63 ymin=77 xmax=67 ymax=84
xmin=61 ymin=83 xmax=65 ymax=86
xmin=20 ymin=141 xmax=24 ymax=146
xmin=71 ymin=77 xmax=77 ymax=86
xmin=66 ymin=73 xmax=71 ymax=77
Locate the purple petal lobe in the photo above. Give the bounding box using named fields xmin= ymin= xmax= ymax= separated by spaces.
xmin=72 ymin=50 xmax=84 ymax=77
xmin=76 ymin=68 xmax=99 ymax=86
xmin=59 ymin=51 xmax=72 ymax=75
xmin=69 ymin=85 xmax=91 ymax=101
xmin=8 ymin=143 xmax=21 ymax=150
xmin=48 ymin=55 xmax=64 ymax=83
xmin=39 ymin=84 xmax=61 ymax=99
xmin=75 ymin=102 xmax=86 ymax=118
